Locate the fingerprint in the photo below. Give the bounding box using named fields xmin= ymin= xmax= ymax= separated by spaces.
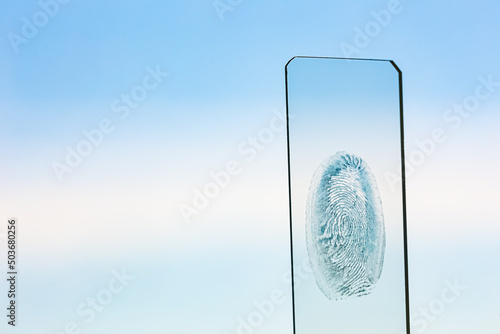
xmin=305 ymin=151 xmax=385 ymax=301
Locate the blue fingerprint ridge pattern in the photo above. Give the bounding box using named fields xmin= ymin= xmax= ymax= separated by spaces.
xmin=305 ymin=151 xmax=385 ymax=301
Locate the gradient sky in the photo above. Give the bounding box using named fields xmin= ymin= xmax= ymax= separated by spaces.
xmin=0 ymin=1 xmax=499 ymax=333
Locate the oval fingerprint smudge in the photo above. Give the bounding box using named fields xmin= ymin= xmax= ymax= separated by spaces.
xmin=305 ymin=151 xmax=385 ymax=301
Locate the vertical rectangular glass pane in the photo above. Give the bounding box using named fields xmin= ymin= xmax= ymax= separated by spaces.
xmin=286 ymin=57 xmax=408 ymax=334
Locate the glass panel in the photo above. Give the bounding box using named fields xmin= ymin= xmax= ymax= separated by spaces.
xmin=286 ymin=57 xmax=408 ymax=334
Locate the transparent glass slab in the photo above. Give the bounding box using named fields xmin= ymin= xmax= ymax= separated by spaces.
xmin=285 ymin=57 xmax=409 ymax=334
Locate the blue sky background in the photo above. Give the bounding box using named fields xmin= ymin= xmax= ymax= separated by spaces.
xmin=0 ymin=0 xmax=499 ymax=333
